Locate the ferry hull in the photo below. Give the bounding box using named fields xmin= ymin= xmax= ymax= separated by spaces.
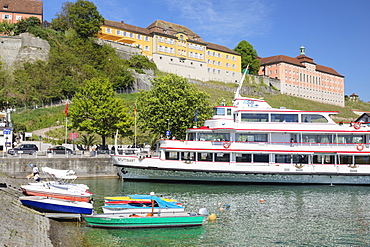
xmin=115 ymin=164 xmax=370 ymax=185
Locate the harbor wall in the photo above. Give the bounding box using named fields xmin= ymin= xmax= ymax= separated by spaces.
xmin=0 ymin=157 xmax=117 ymax=179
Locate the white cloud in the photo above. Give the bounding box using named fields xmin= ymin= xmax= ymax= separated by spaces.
xmin=164 ymin=0 xmax=271 ymax=47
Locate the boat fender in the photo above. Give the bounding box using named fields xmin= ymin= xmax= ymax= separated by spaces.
xmin=198 ymin=208 xmax=209 ymax=215
xmin=356 ymin=144 xmax=365 ymax=151
xmin=223 ymin=142 xmax=231 ymax=148
xmin=353 ymin=122 xmax=361 ymax=130
xmin=208 ymin=214 xmax=217 ymax=221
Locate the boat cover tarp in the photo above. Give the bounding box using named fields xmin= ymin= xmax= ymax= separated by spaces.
xmin=105 ymin=195 xmax=183 ymax=209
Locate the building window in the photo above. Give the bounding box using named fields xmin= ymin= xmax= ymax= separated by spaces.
xmin=144 ymin=46 xmax=150 ymax=51
xmin=137 ymin=34 xmax=142 ymax=40
xmin=106 ymin=28 xmax=111 ymax=33
xmin=116 ymin=30 xmax=120 ymax=35
xmin=226 ymin=55 xmax=229 ymax=59
xmin=16 ymin=16 xmax=22 ymax=21
xmin=145 ymin=36 xmax=150 ymax=42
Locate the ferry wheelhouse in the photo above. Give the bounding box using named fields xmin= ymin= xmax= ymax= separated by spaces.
xmin=112 ymin=96 xmax=370 ymax=185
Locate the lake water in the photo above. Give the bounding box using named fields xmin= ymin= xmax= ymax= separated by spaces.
xmin=76 ymin=178 xmax=370 ymax=246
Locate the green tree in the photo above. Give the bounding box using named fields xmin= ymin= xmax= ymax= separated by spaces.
xmin=0 ymin=20 xmax=15 ymax=35
xmin=69 ymin=77 xmax=133 ymax=146
xmin=233 ymin=40 xmax=260 ymax=75
xmin=13 ymin=17 xmax=41 ymax=35
xmin=50 ymin=1 xmax=73 ymax=32
xmin=68 ymin=0 xmax=104 ymax=38
xmin=136 ymin=74 xmax=212 ymax=139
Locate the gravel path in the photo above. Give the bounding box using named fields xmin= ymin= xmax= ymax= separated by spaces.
xmin=31 ymin=125 xmax=64 ymax=140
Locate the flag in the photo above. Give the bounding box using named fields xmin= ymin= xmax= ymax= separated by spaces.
xmin=65 ymin=102 xmax=68 ymax=117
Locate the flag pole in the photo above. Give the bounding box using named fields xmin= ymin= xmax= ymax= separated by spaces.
xmin=134 ymin=107 xmax=137 ymax=148
xmin=65 ymin=101 xmax=69 ymax=145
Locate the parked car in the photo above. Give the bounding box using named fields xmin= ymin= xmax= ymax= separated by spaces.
xmin=8 ymin=144 xmax=39 ymax=155
xmin=47 ymin=146 xmax=73 ymax=154
xmin=96 ymin=145 xmax=111 ymax=154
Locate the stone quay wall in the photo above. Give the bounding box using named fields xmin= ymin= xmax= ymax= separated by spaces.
xmin=0 ymin=157 xmax=117 ymax=179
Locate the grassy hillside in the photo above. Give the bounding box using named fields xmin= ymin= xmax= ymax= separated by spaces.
xmin=11 ymin=80 xmax=370 ymax=135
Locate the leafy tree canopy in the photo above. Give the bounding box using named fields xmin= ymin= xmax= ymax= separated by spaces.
xmin=233 ymin=40 xmax=260 ymax=75
xmin=69 ymin=77 xmax=133 ymax=146
xmin=68 ymin=0 xmax=104 ymax=38
xmin=13 ymin=17 xmax=41 ymax=36
xmin=136 ymin=74 xmax=212 ymax=139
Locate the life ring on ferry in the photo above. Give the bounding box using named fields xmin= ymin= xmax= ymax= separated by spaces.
xmin=353 ymin=122 xmax=361 ymax=130
xmin=223 ymin=142 xmax=231 ymax=148
xmin=356 ymin=143 xmax=365 ymax=151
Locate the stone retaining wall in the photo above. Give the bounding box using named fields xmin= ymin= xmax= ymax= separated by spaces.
xmin=0 ymin=157 xmax=117 ymax=179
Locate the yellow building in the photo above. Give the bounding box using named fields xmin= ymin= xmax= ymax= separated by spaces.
xmin=99 ymin=20 xmax=241 ymax=83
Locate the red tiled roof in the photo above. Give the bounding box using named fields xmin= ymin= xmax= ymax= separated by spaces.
xmin=104 ymin=20 xmax=150 ymax=35
xmin=0 ymin=0 xmax=42 ymax=15
xmin=146 ymin=19 xmax=202 ymax=41
xmin=204 ymin=41 xmax=240 ymax=55
xmin=259 ymin=54 xmax=343 ymax=77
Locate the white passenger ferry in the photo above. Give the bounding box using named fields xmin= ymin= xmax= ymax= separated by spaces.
xmin=112 ymin=88 xmax=370 ymax=184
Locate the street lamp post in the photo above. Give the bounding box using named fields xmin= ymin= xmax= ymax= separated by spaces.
xmin=166 ymin=119 xmax=170 ymax=139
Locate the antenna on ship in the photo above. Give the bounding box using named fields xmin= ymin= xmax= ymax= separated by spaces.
xmin=235 ymin=64 xmax=249 ymax=99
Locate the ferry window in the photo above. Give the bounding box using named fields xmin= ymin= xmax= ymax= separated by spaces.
xmin=313 ymin=155 xmax=335 ymax=164
xmin=302 ymin=135 xmax=332 ymax=143
xmin=339 ymin=155 xmax=353 ymax=164
xmin=181 ymin=152 xmax=195 ymax=161
xmin=199 ymin=133 xmax=230 ymax=141
xmin=214 ymin=108 xmax=225 ymax=115
xmin=227 ymin=108 xmax=232 ymax=116
xmin=275 ymin=155 xmax=292 ymax=163
xmin=236 ymin=153 xmax=252 ymax=162
xmin=334 ymin=135 xmax=364 ymax=144
xmin=187 ymin=133 xmax=196 ymax=141
xmin=198 ymin=152 xmax=213 ymax=161
xmin=241 ymin=113 xmax=269 ymax=122
xmin=355 ymin=156 xmax=370 ymax=164
xmin=236 ymin=134 xmax=268 ymax=142
xmin=292 ymin=155 xmax=308 ymax=164
xmin=165 ymin=151 xmax=179 ymax=160
xmin=215 ymin=153 xmax=230 ymax=162
xmin=253 ymin=154 xmax=269 ymax=163
xmin=301 ymin=114 xmax=328 ymax=123
xmin=271 ymin=114 xmax=298 ymax=122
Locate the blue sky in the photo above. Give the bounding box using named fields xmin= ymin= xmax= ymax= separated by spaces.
xmin=43 ymin=0 xmax=370 ymax=102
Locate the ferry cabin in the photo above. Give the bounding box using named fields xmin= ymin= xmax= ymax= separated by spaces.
xmin=161 ymin=104 xmax=370 ymax=167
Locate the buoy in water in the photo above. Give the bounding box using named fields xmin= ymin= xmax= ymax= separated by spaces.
xmin=259 ymin=199 xmax=265 ymax=203
xmin=208 ymin=214 xmax=217 ymax=221
xmin=219 ymin=207 xmax=225 ymax=211
xmin=217 ymin=203 xmax=222 ymax=207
